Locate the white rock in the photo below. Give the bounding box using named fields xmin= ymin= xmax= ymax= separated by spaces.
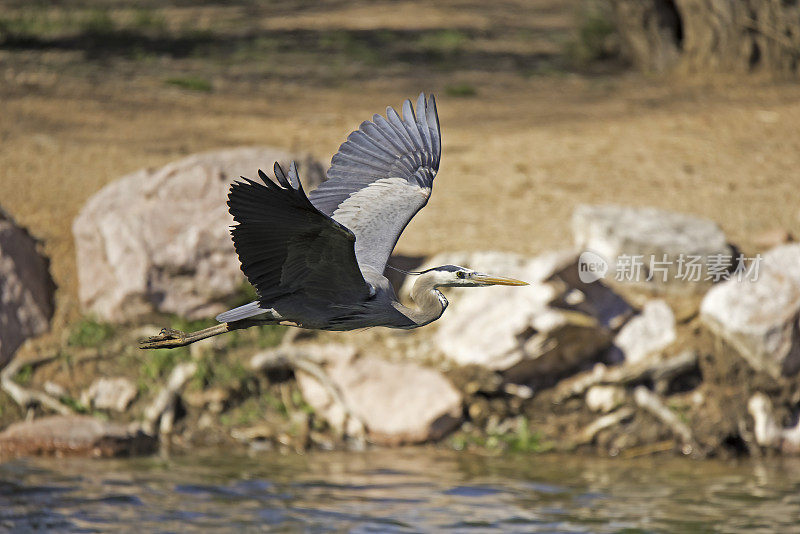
xmin=585 ymin=385 xmax=626 ymax=413
xmin=81 ymin=377 xmax=138 ymax=412
xmin=295 ymin=344 xmax=462 ymax=445
xmin=701 ymin=244 xmax=800 ymax=377
xmin=748 ymin=392 xmax=800 ymax=454
xmin=0 ymin=208 xmax=55 ymax=366
xmin=612 ymin=299 xmax=676 ymax=363
xmin=403 ymin=250 xmax=631 ymax=385
xmin=572 ymin=204 xmax=732 ymax=293
xmin=73 ymin=148 xmax=325 ymax=322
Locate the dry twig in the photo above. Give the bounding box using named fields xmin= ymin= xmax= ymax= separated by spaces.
xmin=1 ymin=354 xmax=74 ymax=416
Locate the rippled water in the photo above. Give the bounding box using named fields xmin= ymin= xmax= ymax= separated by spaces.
xmin=2 ymin=448 xmax=800 ymax=532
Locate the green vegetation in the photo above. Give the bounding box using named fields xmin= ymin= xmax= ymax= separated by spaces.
xmin=141 ymin=347 xmax=191 ymax=381
xmin=192 ymin=354 xmax=249 ymax=389
xmin=68 ymin=317 xmax=115 ymax=347
xmin=417 ymin=29 xmax=468 ymax=57
xmin=81 ymin=8 xmax=115 ymax=36
xmin=59 ymin=395 xmax=89 ymax=414
xmin=131 ymin=8 xmax=166 ymax=32
xmin=445 ymin=83 xmax=477 ymax=98
xmin=497 ymin=418 xmax=553 ymax=453
xmin=564 ymin=1 xmax=618 ymax=67
xmin=164 ymin=76 xmax=213 ymax=92
xmin=15 ymin=364 xmax=34 ymax=386
xmin=450 ymin=418 xmax=553 ymax=453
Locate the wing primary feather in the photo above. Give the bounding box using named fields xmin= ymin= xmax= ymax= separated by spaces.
xmin=401 ymin=99 xmax=425 ymax=153
xmin=415 ymin=93 xmax=433 ymax=155
xmin=427 ymin=94 xmax=441 ymax=160
xmin=287 ymin=161 xmax=299 ymax=189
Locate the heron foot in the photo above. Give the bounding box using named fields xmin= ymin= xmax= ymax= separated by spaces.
xmin=139 ymin=328 xmax=188 ymax=349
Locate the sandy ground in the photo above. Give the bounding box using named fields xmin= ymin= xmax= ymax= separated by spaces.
xmin=2 ymin=0 xmax=800 ymax=332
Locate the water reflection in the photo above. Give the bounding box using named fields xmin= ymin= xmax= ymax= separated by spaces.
xmin=1 ymin=449 xmax=799 ymax=532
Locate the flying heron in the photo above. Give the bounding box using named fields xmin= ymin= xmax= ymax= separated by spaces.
xmin=141 ymin=93 xmax=527 ymax=350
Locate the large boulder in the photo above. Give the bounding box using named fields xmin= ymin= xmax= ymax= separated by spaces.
xmin=402 ymin=251 xmax=632 ymax=386
xmin=701 ymin=244 xmax=800 ymax=377
xmin=0 ymin=208 xmax=55 ymax=367
xmin=0 ymin=415 xmax=156 ymax=458
xmin=73 ymin=148 xmax=325 ymax=322
xmin=294 ymin=344 xmax=463 ymax=445
xmin=572 ymin=204 xmax=733 ymax=294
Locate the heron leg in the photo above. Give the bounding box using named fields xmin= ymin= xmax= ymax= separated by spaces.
xmin=139 ymin=322 xmax=239 ymax=349
xmin=139 ymin=318 xmax=290 ymax=350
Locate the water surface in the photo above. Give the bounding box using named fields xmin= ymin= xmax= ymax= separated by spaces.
xmin=1 ymin=448 xmax=799 ymax=532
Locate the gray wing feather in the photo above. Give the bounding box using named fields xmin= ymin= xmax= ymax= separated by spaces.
xmin=227 ymin=162 xmax=371 ymax=309
xmin=308 ymin=93 xmax=441 ymax=275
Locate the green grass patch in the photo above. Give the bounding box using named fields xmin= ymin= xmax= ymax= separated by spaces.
xmin=417 ymin=29 xmax=468 ymax=56
xmin=15 ymin=364 xmax=34 ymax=386
xmin=450 ymin=418 xmax=553 ymax=453
xmin=140 ymin=347 xmax=191 ymax=382
xmin=59 ymin=396 xmax=89 ymax=414
xmin=68 ymin=317 xmax=114 ymax=347
xmin=192 ymin=354 xmax=249 ymax=389
xmin=164 ymin=76 xmax=213 ymax=92
xmin=445 ymin=83 xmax=477 ymax=97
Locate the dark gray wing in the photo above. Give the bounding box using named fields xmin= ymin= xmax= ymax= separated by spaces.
xmin=228 ymin=162 xmax=371 ymax=307
xmin=308 ymin=93 xmax=441 ymax=276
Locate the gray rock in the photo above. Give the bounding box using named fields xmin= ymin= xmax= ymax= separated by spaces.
xmin=80 ymin=377 xmax=138 ymax=412
xmin=73 ymin=147 xmax=325 ymax=322
xmin=612 ymin=299 xmax=676 ymax=363
xmin=701 ymin=244 xmax=800 ymax=377
xmin=403 ymin=251 xmax=632 ymax=385
xmin=572 ymin=204 xmax=733 ymax=294
xmin=295 ymin=344 xmax=463 ymax=445
xmin=0 ymin=208 xmax=55 ymax=367
xmin=0 ymin=415 xmax=156 ymax=458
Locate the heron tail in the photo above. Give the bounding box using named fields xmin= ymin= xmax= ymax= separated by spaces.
xmin=215 ymin=301 xmax=268 ymax=323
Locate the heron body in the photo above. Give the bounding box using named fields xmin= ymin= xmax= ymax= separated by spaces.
xmin=141 ymin=94 xmax=525 ymax=349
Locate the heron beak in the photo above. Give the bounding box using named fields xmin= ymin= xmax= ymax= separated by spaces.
xmin=472 ymin=274 xmax=529 ymax=286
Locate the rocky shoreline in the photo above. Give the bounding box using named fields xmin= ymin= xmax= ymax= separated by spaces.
xmin=1 ymin=148 xmax=798 ymax=460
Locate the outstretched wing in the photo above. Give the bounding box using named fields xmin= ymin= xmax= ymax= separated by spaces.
xmin=228 ymin=162 xmax=372 ymax=307
xmin=308 ymin=93 xmax=441 ymax=276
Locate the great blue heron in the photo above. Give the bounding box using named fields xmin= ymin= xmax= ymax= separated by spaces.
xmin=141 ymin=93 xmax=526 ymax=350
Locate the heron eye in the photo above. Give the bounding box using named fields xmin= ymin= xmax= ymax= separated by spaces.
xmin=456 ymin=271 xmax=466 ymax=279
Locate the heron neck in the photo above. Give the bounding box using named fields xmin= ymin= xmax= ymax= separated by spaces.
xmin=406 ymin=273 xmax=448 ymax=326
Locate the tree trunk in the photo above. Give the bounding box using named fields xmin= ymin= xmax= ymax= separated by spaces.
xmin=610 ymin=0 xmax=800 ymax=75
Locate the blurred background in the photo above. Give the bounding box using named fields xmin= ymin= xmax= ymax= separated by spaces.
xmin=3 ymin=0 xmax=799 ymax=329
xmin=2 ymin=2 xmax=800 ymax=530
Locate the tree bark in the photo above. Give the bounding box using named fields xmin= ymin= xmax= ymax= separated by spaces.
xmin=610 ymin=0 xmax=800 ymax=75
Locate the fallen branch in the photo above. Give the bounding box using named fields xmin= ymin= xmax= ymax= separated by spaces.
xmin=142 ymin=361 xmax=197 ymax=435
xmin=1 ymin=354 xmax=74 ymax=416
xmin=554 ymin=350 xmax=698 ymax=403
xmin=633 ymin=386 xmax=698 ymax=454
xmin=576 ymin=407 xmax=635 ymax=445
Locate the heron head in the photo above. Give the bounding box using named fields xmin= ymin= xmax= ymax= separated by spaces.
xmin=424 ymin=265 xmax=528 ymax=288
